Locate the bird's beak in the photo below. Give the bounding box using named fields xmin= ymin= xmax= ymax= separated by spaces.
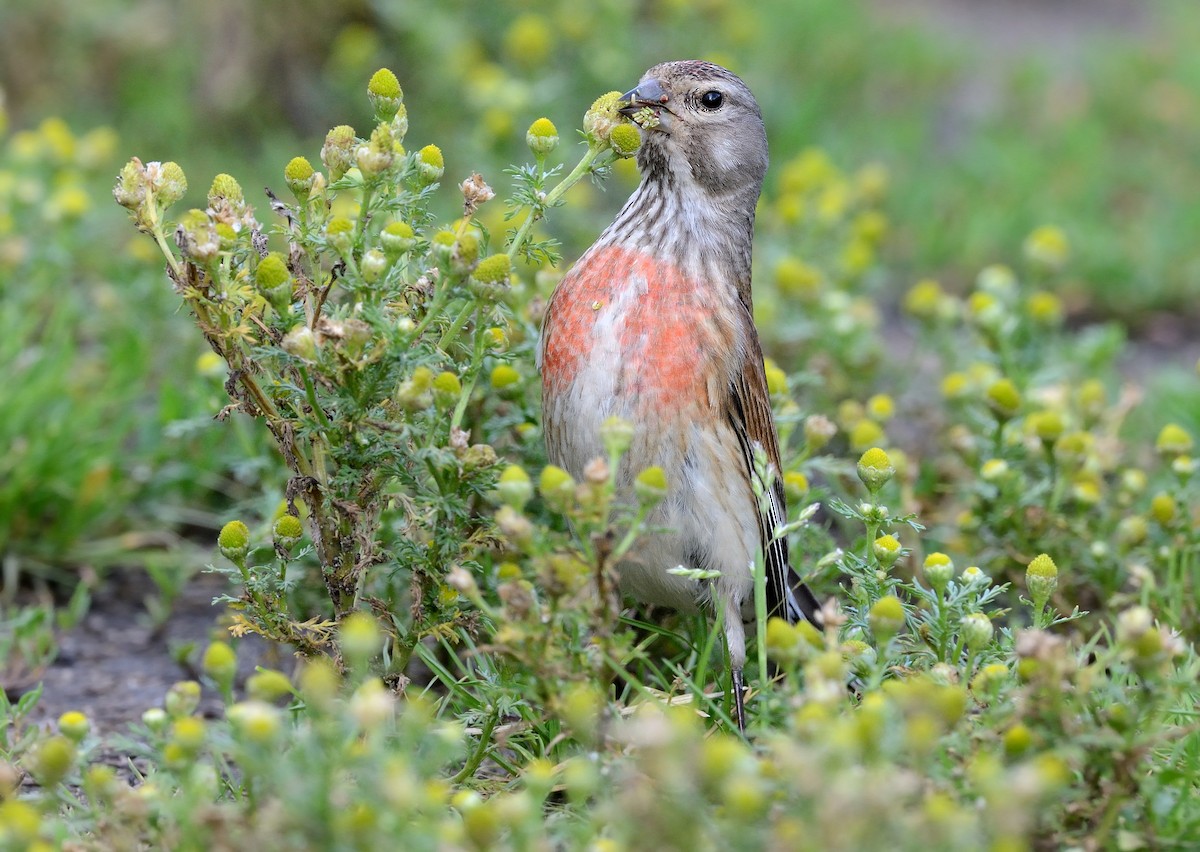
xmin=619 ymin=78 xmax=672 ymax=130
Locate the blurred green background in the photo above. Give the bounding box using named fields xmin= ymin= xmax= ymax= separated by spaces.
xmin=2 ymin=0 xmax=1197 ymax=582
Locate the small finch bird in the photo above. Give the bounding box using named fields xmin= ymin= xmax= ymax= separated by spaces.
xmin=537 ymin=60 xmax=822 ymax=731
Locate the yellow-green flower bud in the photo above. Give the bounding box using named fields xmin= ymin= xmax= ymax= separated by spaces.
xmin=169 ymin=716 xmax=207 ymax=755
xmin=497 ymin=465 xmax=534 ymax=510
xmin=941 ymin=372 xmax=969 ymax=400
xmin=432 ymin=371 xmax=461 ymax=408
xmin=980 ymin=458 xmax=1009 ymax=481
xmin=218 ymin=520 xmax=250 ymax=563
xmin=247 ymin=669 xmax=293 ymax=703
xmin=1003 ymin=723 xmax=1034 ymax=758
xmin=255 ymin=252 xmax=293 ymax=311
xmin=985 ymin=378 xmax=1021 ymax=419
xmin=1053 ymin=431 xmax=1091 ymax=469
xmin=1116 ymin=515 xmax=1148 ymax=548
xmin=58 ymin=711 xmax=90 ymax=743
xmin=1026 ymin=290 xmax=1064 ymax=326
xmin=803 ymin=414 xmax=837 ymax=450
xmin=321 ymin=125 xmax=358 ymax=181
xmin=472 ymin=253 xmax=511 ymax=285
xmin=600 ymin=415 xmax=635 ymax=459
xmin=764 ymin=617 xmax=800 ymax=662
xmin=496 ymin=505 xmax=534 ymax=546
xmin=358 ymin=123 xmax=396 ymax=177
xmin=380 ymin=221 xmax=416 ymax=256
xmin=165 ymin=680 xmax=202 ymax=718
xmin=178 ymin=208 xmax=220 ymax=263
xmin=961 ymin=565 xmax=989 ymax=586
xmin=282 ymin=325 xmax=320 ymax=363
xmin=868 ymin=595 xmax=905 ymax=641
xmin=763 ymin=358 xmax=788 ymax=396
xmin=635 ymin=466 xmax=668 ymax=505
xmin=228 ymin=701 xmax=282 ymax=744
xmin=202 ymin=641 xmax=237 ymax=692
xmin=361 ymin=248 xmax=389 ymax=284
xmin=841 ymin=639 xmax=877 ymax=676
xmin=1025 ymin=553 xmax=1058 ymax=611
xmin=340 ymin=612 xmax=382 ymax=664
xmin=848 ymin=419 xmax=886 ymax=451
xmin=1023 ymin=225 xmax=1070 ymax=271
xmin=1149 ymin=492 xmax=1177 ymax=526
xmin=526 ymin=117 xmax=559 ymax=156
xmin=208 ymin=173 xmax=244 ymax=206
xmin=416 ymin=144 xmax=444 ymax=184
xmin=903 ymin=278 xmax=945 ymax=321
xmin=367 ymin=68 xmax=404 ymax=121
xmin=214 ymin=221 xmax=237 ymax=250
xmin=960 ymin=612 xmax=994 ymax=649
xmin=113 ymin=158 xmax=148 ymax=210
xmin=1028 ymin=409 xmax=1064 ymax=443
xmin=273 ymin=514 xmax=303 ymax=553
xmin=142 ymin=707 xmax=169 ymax=733
xmin=609 ymin=122 xmax=641 ymax=158
xmin=325 ymin=216 xmax=354 ymax=255
xmin=1120 ymin=468 xmax=1148 ymax=496
xmin=775 ymin=256 xmax=824 ymax=303
xmin=539 ymin=465 xmax=575 ymax=512
xmin=349 ymin=678 xmax=395 ymax=730
xmin=970 ymin=662 xmax=1009 ymax=696
xmin=584 ymin=91 xmax=624 ymax=147
xmin=299 ymin=659 xmax=341 ymax=713
xmin=1155 ymin=423 xmax=1194 ymax=458
xmin=1171 ymin=455 xmax=1196 ymax=479
xmin=783 ymin=471 xmax=809 ymax=501
xmin=284 ymin=156 xmax=316 ymax=199
xmin=872 ymin=534 xmax=902 ymax=568
xmin=1076 ymin=378 xmax=1106 ymax=420
xmin=866 ymin=394 xmax=895 ymax=422
xmin=856 ymin=447 xmax=895 ymax=493
xmin=31 ymin=735 xmax=76 ymax=787
xmin=490 ymin=363 xmax=520 ymax=391
xmin=396 ymin=366 xmax=434 ymax=410
xmin=333 ymin=321 xmax=369 ymax=364
xmin=154 ymin=161 xmax=188 ymax=207
xmin=923 ymin=552 xmax=955 ymax=593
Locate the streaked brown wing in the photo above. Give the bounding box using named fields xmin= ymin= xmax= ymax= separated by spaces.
xmin=726 ymin=311 xmax=822 ymax=626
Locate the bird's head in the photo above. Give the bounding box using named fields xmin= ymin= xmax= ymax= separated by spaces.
xmin=619 ymin=60 xmax=768 ymax=198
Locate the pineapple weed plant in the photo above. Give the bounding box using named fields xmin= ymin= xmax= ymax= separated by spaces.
xmin=1 ymin=68 xmax=1198 ymax=850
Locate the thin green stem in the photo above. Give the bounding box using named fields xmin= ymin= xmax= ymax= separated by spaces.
xmin=452 ymin=709 xmax=499 ymax=783
xmin=438 ymin=300 xmax=476 ymax=352
xmin=506 ymin=145 xmax=610 ymax=262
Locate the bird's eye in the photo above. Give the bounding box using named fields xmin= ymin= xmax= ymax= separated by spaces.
xmin=699 ymin=90 xmax=724 ymax=110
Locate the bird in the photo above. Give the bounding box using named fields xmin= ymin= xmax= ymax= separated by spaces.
xmin=537 ymin=60 xmax=823 ymax=732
